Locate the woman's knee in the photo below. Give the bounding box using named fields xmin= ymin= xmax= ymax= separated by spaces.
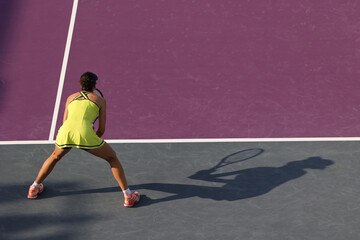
xmin=105 ymin=152 xmax=118 ymax=163
xmin=51 ymin=152 xmax=63 ymax=162
xmin=87 ymin=143 xmax=119 ymax=164
xmin=51 ymin=148 xmax=69 ymax=162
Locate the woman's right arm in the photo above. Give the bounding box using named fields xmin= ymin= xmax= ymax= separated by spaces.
xmin=96 ymin=98 xmax=106 ymax=138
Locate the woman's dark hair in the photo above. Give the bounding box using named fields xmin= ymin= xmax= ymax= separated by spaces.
xmin=80 ymin=72 xmax=98 ymax=91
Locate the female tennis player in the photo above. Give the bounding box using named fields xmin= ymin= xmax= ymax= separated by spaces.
xmin=27 ymin=72 xmax=140 ymax=207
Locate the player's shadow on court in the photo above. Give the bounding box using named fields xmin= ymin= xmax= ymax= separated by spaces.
xmin=132 ymin=154 xmax=334 ymax=207
xmin=36 ymin=151 xmax=334 ymax=207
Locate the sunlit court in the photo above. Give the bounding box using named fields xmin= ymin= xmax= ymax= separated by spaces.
xmin=1 ymin=1 xmax=360 ymax=239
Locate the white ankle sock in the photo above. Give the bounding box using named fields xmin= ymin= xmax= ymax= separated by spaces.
xmin=123 ymin=188 xmax=132 ymax=195
xmin=33 ymin=181 xmax=41 ymax=187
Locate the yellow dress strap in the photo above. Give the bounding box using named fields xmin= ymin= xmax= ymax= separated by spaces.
xmin=69 ymin=92 xmax=88 ymax=105
xmin=79 ymin=91 xmax=89 ymax=100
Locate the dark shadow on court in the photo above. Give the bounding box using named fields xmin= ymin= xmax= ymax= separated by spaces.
xmin=0 ymin=214 xmax=93 ymax=240
xmin=31 ymin=151 xmax=334 ymax=208
xmin=0 ymin=182 xmax=95 ymax=240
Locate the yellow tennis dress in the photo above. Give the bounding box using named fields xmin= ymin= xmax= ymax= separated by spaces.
xmin=55 ymin=92 xmax=105 ymax=149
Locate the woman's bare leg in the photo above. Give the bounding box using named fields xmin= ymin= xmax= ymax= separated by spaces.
xmin=35 ymin=146 xmax=71 ymax=183
xmin=87 ymin=142 xmax=128 ymax=191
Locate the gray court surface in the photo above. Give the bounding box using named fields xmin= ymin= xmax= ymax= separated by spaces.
xmin=1 ymin=141 xmax=359 ymax=240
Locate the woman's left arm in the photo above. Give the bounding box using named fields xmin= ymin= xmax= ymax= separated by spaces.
xmin=63 ymin=96 xmax=71 ymax=124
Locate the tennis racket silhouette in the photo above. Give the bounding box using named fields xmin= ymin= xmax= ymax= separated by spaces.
xmin=188 ymin=148 xmax=264 ymax=180
xmin=212 ymin=148 xmax=264 ymax=170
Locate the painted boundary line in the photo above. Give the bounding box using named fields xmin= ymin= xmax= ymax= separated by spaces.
xmin=1 ymin=137 xmax=360 ymax=145
xmin=48 ymin=0 xmax=79 ymax=141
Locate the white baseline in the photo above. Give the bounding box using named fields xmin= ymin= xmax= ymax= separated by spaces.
xmin=1 ymin=137 xmax=360 ymax=145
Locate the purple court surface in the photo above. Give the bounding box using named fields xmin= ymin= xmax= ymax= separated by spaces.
xmin=1 ymin=1 xmax=360 ymax=240
xmin=1 ymin=0 xmax=360 ymax=141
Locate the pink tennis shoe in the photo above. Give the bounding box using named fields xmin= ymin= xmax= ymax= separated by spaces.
xmin=27 ymin=184 xmax=44 ymax=199
xmin=124 ymin=191 xmax=140 ymax=207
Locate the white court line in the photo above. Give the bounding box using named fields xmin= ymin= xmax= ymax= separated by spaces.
xmin=1 ymin=137 xmax=360 ymax=145
xmin=48 ymin=0 xmax=79 ymax=141
xmin=105 ymin=137 xmax=360 ymax=143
